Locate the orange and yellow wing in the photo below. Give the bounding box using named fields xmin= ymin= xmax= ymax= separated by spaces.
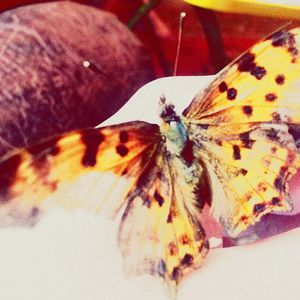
xmin=0 ymin=121 xmax=160 ymax=226
xmin=183 ymin=27 xmax=300 ymax=237
xmin=0 ymin=119 xmax=209 ymax=294
xmin=184 ymin=28 xmax=300 ymax=127
xmin=118 ymin=152 xmax=208 ymax=295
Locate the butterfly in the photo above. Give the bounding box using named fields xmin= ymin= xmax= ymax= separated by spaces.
xmin=0 ymin=26 xmax=300 ymax=298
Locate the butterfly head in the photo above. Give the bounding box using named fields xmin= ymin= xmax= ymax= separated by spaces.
xmin=159 ymin=95 xmax=181 ymax=124
xmin=159 ymin=96 xmax=189 ymax=155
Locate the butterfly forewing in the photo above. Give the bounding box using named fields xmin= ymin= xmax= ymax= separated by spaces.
xmin=184 ymin=28 xmax=300 ymax=126
xmin=0 ymin=121 xmax=161 ymax=226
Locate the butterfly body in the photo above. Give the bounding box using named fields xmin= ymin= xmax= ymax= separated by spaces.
xmin=159 ymin=99 xmax=211 ymax=214
xmin=0 ymin=27 xmax=300 ymax=298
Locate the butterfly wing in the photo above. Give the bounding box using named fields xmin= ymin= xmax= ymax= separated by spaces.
xmin=183 ymin=28 xmax=300 ymax=126
xmin=0 ymin=121 xmax=161 ymax=226
xmin=183 ymin=27 xmax=300 ymax=236
xmin=118 ymin=152 xmax=208 ymax=292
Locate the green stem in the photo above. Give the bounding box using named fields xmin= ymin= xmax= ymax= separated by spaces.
xmin=127 ymin=0 xmax=162 ymax=29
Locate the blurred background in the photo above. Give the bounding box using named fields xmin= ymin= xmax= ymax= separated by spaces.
xmin=1 ymin=0 xmax=299 ymax=77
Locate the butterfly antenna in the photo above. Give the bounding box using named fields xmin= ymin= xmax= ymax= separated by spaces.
xmin=127 ymin=12 xmax=187 ymax=123
xmin=173 ymin=12 xmax=186 ymax=76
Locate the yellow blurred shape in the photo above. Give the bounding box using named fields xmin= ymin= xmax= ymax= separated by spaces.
xmin=184 ymin=0 xmax=300 ymax=19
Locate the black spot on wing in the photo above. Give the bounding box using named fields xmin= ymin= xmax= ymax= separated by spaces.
xmin=253 ymin=203 xmax=265 ymax=214
xmin=240 ymin=168 xmax=248 ymax=176
xmin=233 ymin=145 xmax=241 ymax=160
xmin=171 ymin=267 xmax=182 ymax=283
xmin=275 ymin=74 xmax=285 ymax=85
xmin=288 ymin=46 xmax=299 ymax=61
xmin=116 ymin=144 xmax=129 ymax=157
xmin=167 ymin=211 xmax=174 ymax=223
xmin=154 ymin=190 xmax=164 ymax=206
xmin=119 ymin=130 xmax=129 ymax=143
xmin=274 ymin=176 xmax=284 ymax=192
xmin=218 ymin=81 xmax=228 ymax=93
xmin=180 ymin=254 xmax=193 ymax=267
xmin=237 ymin=52 xmax=256 ymax=72
xmin=81 ymin=130 xmax=105 ymax=167
xmin=239 ymin=132 xmax=255 ymax=149
xmin=288 ymin=125 xmax=300 ymax=143
xmin=268 ymin=30 xmax=295 ymax=48
xmin=0 ymin=154 xmax=22 ymax=201
xmin=242 ymin=105 xmax=253 ymax=117
xmin=236 ymin=51 xmax=267 ymax=79
xmin=279 ymin=166 xmax=288 ymax=177
xmin=265 ymin=93 xmax=277 ymax=101
xmin=250 ymin=66 xmax=266 ymax=80
xmin=227 ymin=88 xmax=237 ymax=100
xmin=271 ymin=197 xmax=280 ymax=205
xmin=199 ymin=124 xmax=209 ymax=130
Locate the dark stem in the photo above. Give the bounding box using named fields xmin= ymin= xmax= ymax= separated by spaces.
xmin=194 ymin=6 xmax=228 ymax=73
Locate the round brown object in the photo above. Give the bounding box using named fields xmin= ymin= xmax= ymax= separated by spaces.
xmin=0 ymin=1 xmax=153 ymax=155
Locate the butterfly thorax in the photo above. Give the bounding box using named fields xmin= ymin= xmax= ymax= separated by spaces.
xmin=159 ymin=100 xmax=188 ymax=155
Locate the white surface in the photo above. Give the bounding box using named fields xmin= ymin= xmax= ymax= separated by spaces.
xmin=102 ymin=76 xmax=214 ymax=126
xmin=0 ymin=209 xmax=299 ymax=300
xmin=0 ymin=76 xmax=299 ymax=300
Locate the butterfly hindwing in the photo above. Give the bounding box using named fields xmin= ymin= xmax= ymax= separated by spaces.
xmin=0 ymin=121 xmax=161 ymax=226
xmin=183 ymin=27 xmax=300 ymax=236
xmin=118 ymin=151 xmax=208 ymax=290
xmin=194 ymin=124 xmax=299 ymax=235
